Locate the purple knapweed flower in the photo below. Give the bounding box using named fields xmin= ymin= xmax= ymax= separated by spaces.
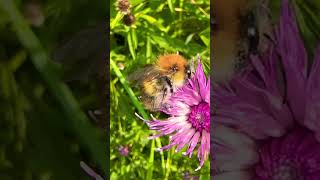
xmin=137 ymin=55 xmax=210 ymax=171
xmin=212 ymin=0 xmax=320 ymax=179
xmin=118 ymin=145 xmax=130 ymax=157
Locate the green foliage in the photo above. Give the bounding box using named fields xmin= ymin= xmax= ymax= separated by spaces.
xmin=293 ymin=0 xmax=320 ymax=58
xmin=269 ymin=0 xmax=320 ymax=59
xmin=0 ymin=0 xmax=106 ymax=179
xmin=110 ymin=0 xmax=210 ymax=179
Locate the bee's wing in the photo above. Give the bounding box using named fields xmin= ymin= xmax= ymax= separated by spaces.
xmin=155 ymin=89 xmax=169 ymax=110
xmin=152 ymin=95 xmax=164 ymax=111
xmin=140 ymin=81 xmax=170 ymax=112
xmin=127 ymin=65 xmax=162 ymax=85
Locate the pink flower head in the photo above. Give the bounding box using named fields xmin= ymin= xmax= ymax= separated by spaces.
xmin=118 ymin=145 xmax=130 ymax=156
xmin=212 ymin=0 xmax=320 ymax=179
xmin=137 ymin=55 xmax=210 ymax=171
xmin=213 ymin=47 xmax=294 ymax=140
xmin=255 ymin=128 xmax=320 ymax=179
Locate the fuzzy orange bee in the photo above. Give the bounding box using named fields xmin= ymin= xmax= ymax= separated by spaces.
xmin=212 ymin=0 xmax=272 ymax=82
xmin=128 ymin=54 xmax=193 ymax=111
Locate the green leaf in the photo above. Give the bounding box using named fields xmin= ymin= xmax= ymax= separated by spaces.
xmin=199 ymin=35 xmax=209 ymax=47
xmin=167 ymin=0 xmax=174 ymax=14
xmin=139 ymin=14 xmax=168 ymax=32
xmin=8 ymin=50 xmax=27 ymax=72
xmin=131 ymin=28 xmax=138 ymax=49
xmin=111 ymin=12 xmax=124 ymax=30
xmin=146 ymin=140 xmax=155 ymax=180
xmin=185 ymin=33 xmax=195 ymax=45
xmin=146 ymin=36 xmax=152 ymax=61
xmin=127 ymin=32 xmax=136 ymax=59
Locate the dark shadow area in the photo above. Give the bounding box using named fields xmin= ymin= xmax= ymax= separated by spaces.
xmin=0 ymin=0 xmax=108 ymax=179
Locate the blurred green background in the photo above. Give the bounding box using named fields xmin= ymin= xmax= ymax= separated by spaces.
xmin=110 ymin=0 xmax=210 ymax=179
xmin=0 ymin=0 xmax=107 ymax=179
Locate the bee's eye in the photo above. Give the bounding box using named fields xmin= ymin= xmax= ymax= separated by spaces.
xmin=171 ymin=66 xmax=178 ymax=72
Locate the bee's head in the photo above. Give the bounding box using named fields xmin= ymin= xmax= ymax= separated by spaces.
xmin=156 ymin=54 xmax=188 ymax=73
xmin=156 ymin=54 xmax=189 ymax=86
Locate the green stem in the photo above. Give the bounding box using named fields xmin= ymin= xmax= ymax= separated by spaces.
xmin=110 ymin=59 xmax=148 ymax=118
xmin=111 ymin=12 xmax=124 ymax=30
xmin=111 ymin=59 xmax=167 ymax=179
xmin=164 ymin=148 xmax=173 ymax=180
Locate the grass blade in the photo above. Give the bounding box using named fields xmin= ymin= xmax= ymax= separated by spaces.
xmin=111 ymin=59 xmax=167 ymax=179
xmin=164 ymin=148 xmax=173 ymax=180
xmin=167 ymin=0 xmax=174 ymax=14
xmin=127 ymin=32 xmax=136 ymax=60
xmin=146 ymin=36 xmax=152 ymax=63
xmin=131 ymin=28 xmax=138 ymax=49
xmin=146 ymin=139 xmax=155 ymax=180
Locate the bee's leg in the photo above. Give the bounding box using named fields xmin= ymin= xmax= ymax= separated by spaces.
xmin=163 ymin=88 xmax=167 ymax=97
xmin=163 ymin=76 xmax=174 ymax=93
xmin=160 ymin=87 xmax=168 ymax=106
xmin=156 ymin=84 xmax=168 ymax=110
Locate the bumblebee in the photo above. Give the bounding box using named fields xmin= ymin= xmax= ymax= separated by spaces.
xmin=128 ymin=54 xmax=192 ymax=111
xmin=212 ymin=0 xmax=272 ymax=82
